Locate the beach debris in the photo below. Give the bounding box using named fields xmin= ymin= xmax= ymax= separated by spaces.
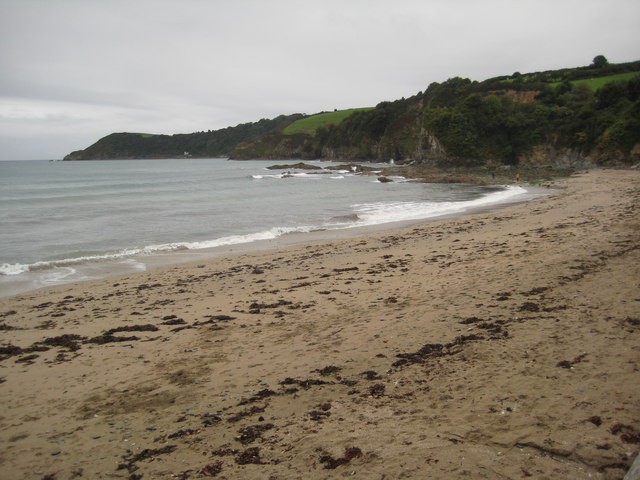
xmin=333 ymin=266 xmax=359 ymax=273
xmin=610 ymin=423 xmax=640 ymax=444
xmin=104 ymin=324 xmax=158 ymax=335
xmin=248 ymin=299 xmax=293 ymax=314
xmin=170 ymin=325 xmax=193 ymax=333
xmin=340 ymin=378 xmax=358 ymax=387
xmin=0 ymin=344 xmax=25 ymax=360
xmin=200 ymin=413 xmax=223 ymax=426
xmin=161 ymin=316 xmax=186 ymax=325
xmin=208 ymin=314 xmax=236 ymax=321
xmin=393 ymin=334 xmax=483 ymax=367
xmin=319 ymin=446 xmax=363 ymax=469
xmin=361 ymin=370 xmax=381 ymax=380
xmin=522 ymin=286 xmax=549 ymax=296
xmin=117 ymin=445 xmax=177 ymax=472
xmin=519 ymin=302 xmax=540 ymax=312
xmin=308 ymin=403 xmax=332 ymax=421
xmin=237 ymin=388 xmax=278 ymax=406
xmin=36 ymin=320 xmax=56 ymax=329
xmin=368 ymin=383 xmax=386 ymax=397
xmin=136 ymin=283 xmax=162 ymax=291
xmin=459 ymin=316 xmax=483 ymax=324
xmin=211 ymin=446 xmax=239 ymax=457
xmin=41 ymin=334 xmax=86 ymax=351
xmin=227 ymin=405 xmax=266 ymax=423
xmin=33 ymin=302 xmax=54 ymax=310
xmin=236 ymin=423 xmax=274 ymax=444
xmin=15 ymin=354 xmax=39 ymax=364
xmin=626 ymin=317 xmax=640 ymax=330
xmin=167 ymin=428 xmax=201 ymax=440
xmin=308 ymin=409 xmax=332 ymax=421
xmin=475 ymin=320 xmax=509 ymax=338
xmin=279 ymin=377 xmax=331 ymax=388
xmin=556 ymin=352 xmax=588 ymax=369
xmin=85 ymin=334 xmax=140 ymax=344
xmin=235 ymin=447 xmax=265 ymax=465
xmin=0 ymin=322 xmax=21 ymax=331
xmin=588 ymin=416 xmax=603 ymax=426
xmin=199 ymin=461 xmax=223 ymax=476
xmin=314 ymin=365 xmax=342 ymax=376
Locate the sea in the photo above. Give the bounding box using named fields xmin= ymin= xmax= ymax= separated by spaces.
xmin=0 ymin=158 xmax=540 ymax=297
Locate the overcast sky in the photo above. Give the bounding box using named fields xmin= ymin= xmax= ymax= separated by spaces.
xmin=1 ymin=0 xmax=638 ymax=160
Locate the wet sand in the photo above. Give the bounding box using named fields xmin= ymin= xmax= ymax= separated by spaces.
xmin=0 ymin=169 xmax=638 ymax=479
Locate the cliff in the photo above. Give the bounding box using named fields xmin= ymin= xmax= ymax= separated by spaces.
xmin=230 ymin=61 xmax=640 ymax=167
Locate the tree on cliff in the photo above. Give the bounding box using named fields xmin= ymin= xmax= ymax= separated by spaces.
xmin=592 ymin=55 xmax=609 ymax=68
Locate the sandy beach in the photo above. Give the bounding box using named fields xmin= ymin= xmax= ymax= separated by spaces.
xmin=1 ymin=168 xmax=639 ymax=480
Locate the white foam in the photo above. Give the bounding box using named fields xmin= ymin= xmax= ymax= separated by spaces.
xmin=36 ymin=267 xmax=83 ymax=286
xmin=353 ymin=185 xmax=527 ymax=224
xmin=181 ymin=226 xmax=314 ymax=250
xmin=0 ymin=263 xmax=30 ymax=276
xmin=252 ymin=172 xmax=327 ymax=180
xmin=120 ymin=258 xmax=147 ymax=272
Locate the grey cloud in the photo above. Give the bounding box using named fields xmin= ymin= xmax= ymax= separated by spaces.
xmin=1 ymin=0 xmax=638 ymax=160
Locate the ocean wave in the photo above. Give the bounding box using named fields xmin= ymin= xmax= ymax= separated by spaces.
xmin=252 ymin=172 xmax=344 ymax=180
xmin=36 ymin=267 xmax=83 ymax=286
xmin=0 ymin=263 xmax=31 ymax=276
xmin=328 ymin=213 xmax=361 ymax=223
xmin=353 ymin=185 xmax=527 ymax=224
xmin=0 ymin=226 xmax=315 ymax=276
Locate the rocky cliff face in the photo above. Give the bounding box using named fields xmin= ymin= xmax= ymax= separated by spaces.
xmin=487 ymin=90 xmax=539 ymax=104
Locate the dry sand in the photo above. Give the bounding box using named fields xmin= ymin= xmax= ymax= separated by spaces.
xmin=0 ymin=169 xmax=639 ymax=480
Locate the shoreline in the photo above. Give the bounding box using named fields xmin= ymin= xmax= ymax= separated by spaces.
xmin=1 ymin=169 xmax=638 ymax=479
xmin=0 ymin=182 xmax=550 ymax=298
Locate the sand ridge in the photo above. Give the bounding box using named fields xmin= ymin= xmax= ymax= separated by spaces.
xmin=0 ymin=169 xmax=639 ymax=479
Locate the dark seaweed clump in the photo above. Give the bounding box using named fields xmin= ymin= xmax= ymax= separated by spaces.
xmin=235 ymin=447 xmax=264 ymax=465
xmin=320 ymin=446 xmax=363 ymax=469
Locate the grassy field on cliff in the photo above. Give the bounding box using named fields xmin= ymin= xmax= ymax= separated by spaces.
xmin=282 ymin=107 xmax=374 ymax=135
xmin=550 ymin=71 xmax=640 ymax=89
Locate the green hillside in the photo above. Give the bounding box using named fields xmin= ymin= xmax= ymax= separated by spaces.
xmin=550 ymin=71 xmax=640 ymax=90
xmin=66 ymin=56 xmax=640 ymax=166
xmin=64 ymin=114 xmax=304 ymax=160
xmin=282 ymin=108 xmax=374 ymax=135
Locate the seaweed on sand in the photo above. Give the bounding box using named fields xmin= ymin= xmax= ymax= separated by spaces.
xmin=319 ymin=446 xmax=363 ymax=469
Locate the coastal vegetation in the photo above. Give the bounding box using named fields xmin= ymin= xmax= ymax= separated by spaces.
xmin=549 ymin=71 xmax=639 ymax=90
xmin=64 ymin=114 xmax=305 ymax=160
xmin=65 ymin=57 xmax=640 ymax=167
